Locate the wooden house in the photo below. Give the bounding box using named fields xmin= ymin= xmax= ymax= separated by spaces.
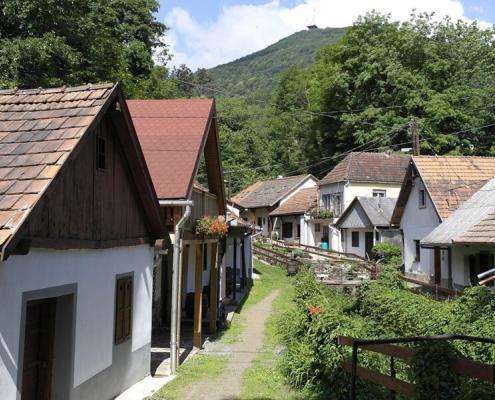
xmin=392 ymin=156 xmax=495 ymax=286
xmin=0 ymin=84 xmax=165 ymax=400
xmin=128 ymin=99 xmax=226 ymax=373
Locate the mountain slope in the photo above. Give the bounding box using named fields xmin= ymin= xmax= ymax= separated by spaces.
xmin=209 ymin=27 xmax=346 ymax=100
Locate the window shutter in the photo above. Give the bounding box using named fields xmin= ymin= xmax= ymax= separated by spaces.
xmin=115 ymin=276 xmax=133 ymax=344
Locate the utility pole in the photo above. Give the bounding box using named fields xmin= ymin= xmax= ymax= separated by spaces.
xmin=409 ymin=120 xmax=421 ymax=156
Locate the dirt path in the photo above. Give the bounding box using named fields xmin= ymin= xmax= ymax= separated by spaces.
xmin=180 ymin=290 xmax=279 ymax=400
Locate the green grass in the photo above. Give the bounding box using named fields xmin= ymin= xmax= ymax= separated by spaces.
xmin=151 ymin=354 xmax=228 ymax=400
xmin=239 ymin=261 xmax=313 ymax=399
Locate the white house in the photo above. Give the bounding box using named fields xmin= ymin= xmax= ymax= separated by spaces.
xmin=232 ymin=174 xmax=318 ymax=237
xmin=421 ymin=178 xmax=495 ymax=289
xmin=269 ymin=187 xmax=317 ymax=245
xmin=391 ymin=156 xmax=495 ymax=285
xmin=317 ymin=152 xmax=410 ymax=251
xmin=0 ymin=84 xmax=166 ymax=399
xmin=335 ymin=197 xmax=401 ymax=259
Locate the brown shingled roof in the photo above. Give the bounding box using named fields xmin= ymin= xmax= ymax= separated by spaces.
xmin=0 ymin=83 xmax=165 ymax=256
xmin=270 ymin=187 xmax=317 ymax=216
xmin=415 ymin=156 xmax=495 ymax=220
xmin=391 ymin=155 xmax=495 ymax=225
xmin=232 ymin=175 xmax=316 ymax=209
xmin=319 ymin=152 xmax=410 ymax=185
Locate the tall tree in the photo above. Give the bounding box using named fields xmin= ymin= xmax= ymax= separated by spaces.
xmin=0 ymin=0 xmax=169 ymax=95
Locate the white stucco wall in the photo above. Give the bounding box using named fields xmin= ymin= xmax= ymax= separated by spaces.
xmin=319 ymin=181 xmax=402 ymax=214
xmin=0 ymin=245 xmax=153 ymax=399
xmin=401 ymin=176 xmax=441 ymax=278
xmin=342 ymin=228 xmax=375 ymax=258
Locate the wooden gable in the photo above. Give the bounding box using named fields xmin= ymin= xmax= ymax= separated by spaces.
xmin=12 ymin=113 xmax=153 ymax=251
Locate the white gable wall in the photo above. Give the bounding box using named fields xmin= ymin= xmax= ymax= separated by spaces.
xmin=401 ymin=176 xmax=441 ymax=278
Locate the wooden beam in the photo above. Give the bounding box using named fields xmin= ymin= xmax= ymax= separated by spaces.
xmin=209 ymin=243 xmax=218 ymax=333
xmin=341 ymin=362 xmax=415 ymax=398
xmin=241 ymin=239 xmax=247 ymax=288
xmin=193 ymin=243 xmax=203 ymax=348
xmin=233 ymin=238 xmax=237 ymax=302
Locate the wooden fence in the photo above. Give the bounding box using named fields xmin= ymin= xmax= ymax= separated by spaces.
xmin=252 ymin=243 xmax=303 ymax=273
xmin=399 ymin=275 xmax=463 ymax=299
xmin=338 ymin=334 xmax=495 ymax=399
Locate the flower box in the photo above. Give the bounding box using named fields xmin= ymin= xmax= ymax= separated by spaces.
xmin=194 ymin=216 xmax=228 ymax=238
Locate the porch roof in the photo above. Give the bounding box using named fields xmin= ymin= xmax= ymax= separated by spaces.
xmin=422 ymin=177 xmax=495 ymax=246
xmin=336 ymin=197 xmax=397 ymax=229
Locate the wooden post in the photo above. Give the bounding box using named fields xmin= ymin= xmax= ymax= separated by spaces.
xmin=241 ymin=238 xmax=247 ymax=288
xmin=233 ymin=238 xmax=237 ymax=302
xmin=176 ymin=243 xmax=184 ymax=366
xmin=209 ymin=242 xmax=218 ymax=333
xmin=193 ymin=243 xmax=203 ymax=348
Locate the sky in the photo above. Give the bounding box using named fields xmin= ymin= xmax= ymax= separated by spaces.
xmin=156 ymin=0 xmax=495 ymax=70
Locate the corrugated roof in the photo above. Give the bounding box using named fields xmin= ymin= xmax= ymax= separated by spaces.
xmin=414 ymin=156 xmax=495 ymax=221
xmin=337 ymin=197 xmax=397 ymax=228
xmin=319 ymin=152 xmax=410 ymax=186
xmin=422 ymin=178 xmax=495 ymax=246
xmin=269 ymin=187 xmax=317 ymax=216
xmin=127 ymin=99 xmax=214 ymax=199
xmin=232 ymin=174 xmax=315 ymax=208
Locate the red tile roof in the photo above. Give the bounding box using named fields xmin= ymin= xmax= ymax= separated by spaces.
xmin=270 ymin=187 xmax=317 ymax=216
xmin=127 ymin=99 xmax=214 ymax=199
xmin=319 ymin=152 xmax=410 ymax=185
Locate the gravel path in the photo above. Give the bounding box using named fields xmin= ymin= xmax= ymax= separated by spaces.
xmin=179 ymin=290 xmax=279 ymax=400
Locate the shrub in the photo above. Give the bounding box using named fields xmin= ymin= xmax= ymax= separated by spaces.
xmin=371 ymin=242 xmax=401 ymax=261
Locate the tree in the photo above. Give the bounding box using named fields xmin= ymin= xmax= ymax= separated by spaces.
xmin=305 ymin=13 xmax=495 ymax=158
xmin=0 ymin=0 xmax=169 ymax=94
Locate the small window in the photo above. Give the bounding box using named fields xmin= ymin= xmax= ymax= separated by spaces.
xmin=282 ymin=222 xmax=293 ymax=239
xmin=419 ymin=189 xmax=426 ymax=208
xmin=297 ymin=224 xmax=301 ymax=238
xmin=257 ymin=217 xmax=262 ymax=227
xmin=96 ymin=136 xmax=106 ymax=170
xmin=351 ymin=232 xmax=360 ymax=247
xmin=373 ymin=189 xmax=386 ymax=198
xmin=115 ymin=276 xmax=133 ymax=344
xmin=315 ymin=223 xmax=321 ymax=233
xmin=375 ymin=230 xmax=380 ymax=241
xmin=415 ymin=240 xmax=421 ymax=262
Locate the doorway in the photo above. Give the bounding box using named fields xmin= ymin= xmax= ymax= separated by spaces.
xmin=365 ymin=232 xmax=374 ymax=259
xmin=21 ymin=298 xmax=56 ymax=400
xmin=434 ymin=247 xmax=441 ymax=285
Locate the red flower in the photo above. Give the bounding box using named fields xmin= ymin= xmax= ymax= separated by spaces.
xmin=307 ymin=304 xmax=321 ymax=316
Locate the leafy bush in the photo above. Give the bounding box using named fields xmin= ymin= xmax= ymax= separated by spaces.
xmin=371 ymin=242 xmax=401 ymax=261
xmin=278 ymin=269 xmax=495 ymax=399
xmin=291 ymin=248 xmax=306 ymax=259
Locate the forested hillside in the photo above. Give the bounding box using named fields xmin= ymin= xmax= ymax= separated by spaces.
xmin=209 ymin=27 xmax=346 ymax=100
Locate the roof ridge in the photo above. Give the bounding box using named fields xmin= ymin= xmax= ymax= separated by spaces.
xmin=0 ymin=82 xmax=115 ymax=96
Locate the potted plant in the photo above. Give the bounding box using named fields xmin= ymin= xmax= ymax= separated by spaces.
xmin=195 ymin=216 xmax=229 ymax=238
xmin=308 ymin=207 xmax=334 ymax=219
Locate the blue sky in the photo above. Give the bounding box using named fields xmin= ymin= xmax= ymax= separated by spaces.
xmin=156 ymin=0 xmax=495 ymax=70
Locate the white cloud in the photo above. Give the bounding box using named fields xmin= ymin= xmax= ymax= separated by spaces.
xmin=164 ymin=0 xmax=491 ymax=70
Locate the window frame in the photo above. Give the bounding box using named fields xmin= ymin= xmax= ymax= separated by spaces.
xmin=257 ymin=217 xmax=262 ymax=227
xmin=414 ymin=240 xmax=421 ymax=262
xmin=351 ymin=231 xmax=360 ymax=247
xmin=315 ymin=223 xmax=321 ymax=233
xmin=282 ymin=222 xmax=293 ymax=239
xmin=297 ymin=224 xmax=301 ymax=238
xmin=372 ymin=189 xmax=386 ymax=198
xmin=419 ymin=189 xmax=426 ymax=209
xmin=115 ymin=275 xmax=133 ymax=345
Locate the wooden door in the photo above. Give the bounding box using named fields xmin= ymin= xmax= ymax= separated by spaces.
xmin=434 ymin=247 xmax=441 ymax=285
xmin=22 ymin=298 xmax=56 ymax=400
xmin=365 ymin=232 xmax=374 ymax=259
